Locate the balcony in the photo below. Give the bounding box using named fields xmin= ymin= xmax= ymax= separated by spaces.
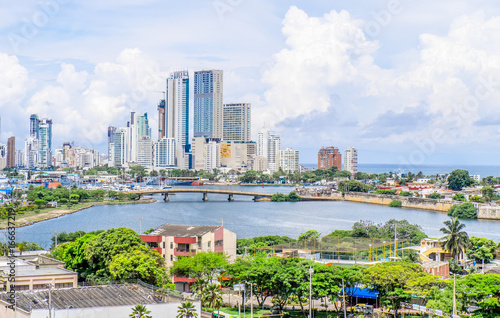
xmin=174 ymin=248 xmax=195 ymax=257
xmin=174 ymin=237 xmax=197 ymax=244
xmin=153 ymin=247 xmax=162 ymax=254
xmin=140 ymin=235 xmax=162 ymax=243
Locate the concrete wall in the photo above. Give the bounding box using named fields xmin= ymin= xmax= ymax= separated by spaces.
xmin=343 ymin=192 xmax=455 ymax=213
xmin=478 ymin=206 xmax=500 ymax=220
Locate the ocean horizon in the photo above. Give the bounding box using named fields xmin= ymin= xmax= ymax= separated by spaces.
xmin=301 ymin=163 xmax=500 ymax=177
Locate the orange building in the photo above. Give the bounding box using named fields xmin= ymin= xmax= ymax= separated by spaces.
xmin=318 ymin=147 xmax=341 ymax=171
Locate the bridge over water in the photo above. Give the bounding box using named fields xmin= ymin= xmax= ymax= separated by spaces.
xmin=129 ymin=188 xmax=274 ymax=202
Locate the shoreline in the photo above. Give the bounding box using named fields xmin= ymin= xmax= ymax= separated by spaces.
xmin=2 ymin=199 xmax=156 ymax=229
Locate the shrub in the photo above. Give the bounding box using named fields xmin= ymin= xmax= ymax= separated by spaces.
xmin=127 ymin=193 xmax=139 ymax=201
xmin=469 ymin=195 xmax=482 ymax=203
xmin=34 ymin=199 xmax=47 ymax=208
xmin=427 ymin=193 xmax=441 ymax=199
xmin=376 ymin=189 xmax=397 ymax=195
xmin=58 ymin=198 xmax=68 ymax=204
xmin=271 ymin=193 xmax=286 ymax=202
xmin=70 ymin=200 xmax=79 ymax=205
xmin=389 ymin=200 xmax=402 ymax=208
xmin=452 ymin=193 xmax=466 ymax=202
xmin=399 ymin=191 xmax=413 ymax=197
xmin=286 ymin=191 xmax=302 ymax=202
xmin=448 ymin=202 xmax=477 ymax=219
xmin=69 ymin=194 xmax=80 ymax=201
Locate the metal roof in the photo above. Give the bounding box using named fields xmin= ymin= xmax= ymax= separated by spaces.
xmin=0 ymin=284 xmax=166 ymax=312
xmin=150 ymin=224 xmax=221 ymax=237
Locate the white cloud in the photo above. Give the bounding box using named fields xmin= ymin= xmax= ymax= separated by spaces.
xmin=0 ymin=53 xmax=29 ymax=108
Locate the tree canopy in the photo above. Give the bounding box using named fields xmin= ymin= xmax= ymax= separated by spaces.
xmin=447 ymin=169 xmax=475 ymax=191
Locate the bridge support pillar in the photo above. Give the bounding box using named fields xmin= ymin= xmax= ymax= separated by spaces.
xmin=138 ymin=195 xmax=142 ymax=200
xmin=228 ymin=194 xmax=234 ymax=202
xmin=202 ymin=192 xmax=208 ymax=201
xmin=163 ymin=193 xmax=169 ymax=202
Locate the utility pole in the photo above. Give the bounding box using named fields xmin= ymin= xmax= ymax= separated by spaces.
xmin=452 ymin=274 xmax=457 ymax=316
xmin=250 ymin=282 xmax=253 ymax=318
xmin=394 ymin=223 xmax=397 ymax=258
xmin=54 ymin=232 xmax=58 ymax=248
xmin=342 ymin=278 xmax=347 ymax=318
xmin=48 ymin=283 xmax=52 ymax=318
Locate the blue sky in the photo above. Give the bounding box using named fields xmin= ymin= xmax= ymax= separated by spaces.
xmin=2 ymin=0 xmax=500 ymax=165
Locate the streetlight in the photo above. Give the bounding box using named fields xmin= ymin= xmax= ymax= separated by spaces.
xmin=369 ymin=244 xmax=372 ymax=262
xmin=309 ymin=267 xmax=314 ymax=318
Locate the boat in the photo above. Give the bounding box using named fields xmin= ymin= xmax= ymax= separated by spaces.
xmin=191 ymin=181 xmax=204 ymax=186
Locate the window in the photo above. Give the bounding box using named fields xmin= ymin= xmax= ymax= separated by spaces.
xmin=170 ymin=242 xmax=173 ymax=249
xmin=163 ymin=242 xmax=166 ymax=249
xmin=170 ymin=255 xmax=173 ymax=261
xmin=208 ymin=241 xmax=211 ymax=248
xmin=14 ymin=285 xmax=29 ymax=291
xmin=215 ymin=240 xmax=223 ymax=246
xmin=55 ymin=283 xmax=73 ymax=288
xmin=33 ymin=284 xmax=48 ymax=290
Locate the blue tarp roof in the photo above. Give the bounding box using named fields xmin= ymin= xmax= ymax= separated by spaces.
xmin=345 ymin=286 xmax=379 ymax=299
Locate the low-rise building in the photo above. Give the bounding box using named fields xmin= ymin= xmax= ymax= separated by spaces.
xmin=0 ymin=255 xmax=78 ymax=292
xmin=140 ymin=224 xmax=236 ymax=292
xmin=0 ymin=284 xmax=198 ymax=318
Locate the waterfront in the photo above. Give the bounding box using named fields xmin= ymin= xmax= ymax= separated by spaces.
xmin=14 ymin=186 xmax=500 ymax=248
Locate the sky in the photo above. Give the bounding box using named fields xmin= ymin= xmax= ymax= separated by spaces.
xmin=2 ymin=0 xmax=500 ymax=166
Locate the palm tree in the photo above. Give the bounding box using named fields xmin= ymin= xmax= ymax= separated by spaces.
xmin=440 ymin=217 xmax=469 ymax=261
xmin=177 ymin=300 xmax=198 ymax=318
xmin=129 ymin=304 xmax=152 ymax=318
xmin=200 ymin=283 xmax=223 ymax=314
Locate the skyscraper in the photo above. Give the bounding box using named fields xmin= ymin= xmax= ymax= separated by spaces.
xmin=30 ymin=114 xmax=39 ymax=139
xmin=165 ymin=70 xmax=190 ymax=169
xmin=128 ymin=112 xmax=151 ymax=163
xmin=7 ymin=137 xmax=15 ymax=168
xmin=223 ymin=103 xmax=251 ymax=142
xmin=38 ymin=118 xmax=52 ymax=167
xmin=157 ymin=99 xmax=166 ymax=139
xmin=113 ymin=128 xmax=128 ymax=167
xmin=318 ymin=147 xmax=341 ymax=171
xmin=278 ymin=148 xmax=299 ymax=173
xmin=194 ymin=70 xmax=223 ymax=139
xmin=107 ymin=126 xmax=116 ymax=166
xmin=344 ymin=147 xmax=358 ymax=175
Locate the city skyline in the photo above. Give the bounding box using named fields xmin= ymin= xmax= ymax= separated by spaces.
xmin=2 ymin=1 xmax=500 ymax=164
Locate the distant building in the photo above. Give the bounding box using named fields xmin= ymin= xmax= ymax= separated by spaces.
xmin=6 ymin=136 xmax=15 ymax=168
xmin=157 ymin=99 xmax=166 ymax=139
xmin=194 ymin=70 xmax=224 ymax=139
xmin=38 ymin=118 xmax=52 ymax=168
xmin=222 ymin=103 xmax=251 ymax=142
xmin=113 ymin=128 xmax=128 ymax=167
xmin=278 ymin=147 xmax=299 ymax=173
xmin=257 ymin=129 xmax=281 ymax=173
xmin=344 ymin=147 xmax=358 ymax=174
xmin=165 ymin=70 xmax=190 ymax=169
xmin=140 ymin=224 xmax=237 ymax=292
xmin=107 ymin=126 xmax=116 ymax=166
xmin=0 ymin=255 xmax=77 ymax=292
xmin=318 ymin=146 xmax=341 ymax=171
xmin=154 ymin=137 xmax=176 ymax=168
xmin=137 ymin=136 xmax=153 ymax=167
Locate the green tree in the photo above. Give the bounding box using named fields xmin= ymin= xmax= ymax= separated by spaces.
xmin=466 ymin=236 xmax=499 ymax=266
xmin=440 ymin=217 xmax=469 ymax=261
xmin=458 ymin=274 xmax=500 ymax=317
xmin=52 ymin=233 xmax=101 ymax=279
xmin=108 ymin=246 xmax=167 ymax=286
xmin=427 ymin=192 xmax=441 ymax=199
xmin=171 ymin=252 xmax=228 ymax=281
xmin=452 ymin=193 xmax=466 ymax=201
xmin=200 ymin=283 xmax=223 ymax=314
xmin=298 ymin=230 xmax=321 ymax=241
xmin=447 ymin=202 xmax=477 ymax=219
xmin=84 ymin=227 xmax=144 ymax=277
xmin=447 ymin=169 xmax=474 ymax=191
xmin=129 ymin=304 xmax=152 ymax=318
xmin=481 ymin=186 xmax=495 ymax=202
xmin=338 ymin=180 xmax=369 ymax=193
xmin=389 ymin=200 xmax=402 ymax=207
xmin=177 ymin=300 xmax=198 ymax=318
xmin=470 ymin=195 xmax=482 ymax=202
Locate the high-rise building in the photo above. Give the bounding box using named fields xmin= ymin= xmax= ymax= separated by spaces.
xmin=154 ymin=137 xmax=176 ymax=168
xmin=113 ymin=128 xmax=128 ymax=167
xmin=256 ymin=128 xmax=280 ymax=172
xmin=278 ymin=148 xmax=299 ymax=173
xmin=137 ymin=136 xmax=153 ymax=167
xmin=223 ymin=103 xmax=251 ymax=142
xmin=194 ymin=70 xmax=223 ymax=139
xmin=38 ymin=118 xmax=52 ymax=168
xmin=344 ymin=147 xmax=358 ymax=175
xmin=128 ymin=112 xmax=151 ymax=163
xmin=107 ymin=126 xmax=116 ymax=166
xmin=29 ymin=114 xmax=39 ymax=139
xmin=157 ymin=99 xmax=166 ymax=139
xmin=7 ymin=137 xmax=15 ymax=168
xmin=165 ymin=70 xmax=190 ymax=169
xmin=318 ymin=147 xmax=341 ymax=171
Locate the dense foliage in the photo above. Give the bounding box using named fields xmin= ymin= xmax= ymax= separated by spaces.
xmin=271 ymin=191 xmax=302 ymax=202
xmin=448 ymin=203 xmax=477 ymax=219
xmin=389 ymin=200 xmax=402 ymax=207
xmin=447 ymin=169 xmax=475 ymax=191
